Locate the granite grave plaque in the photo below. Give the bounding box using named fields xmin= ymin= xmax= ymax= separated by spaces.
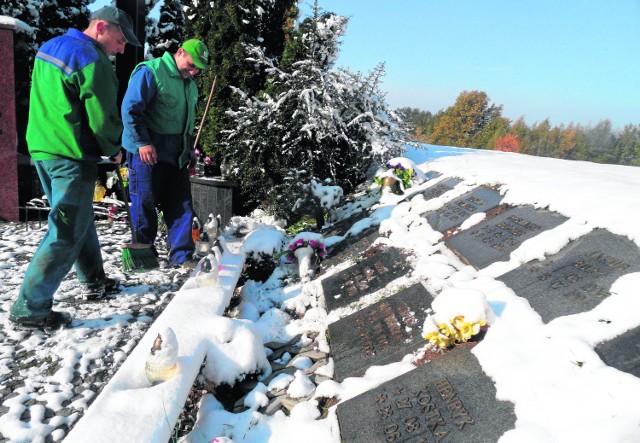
xmin=498 ymin=229 xmax=640 ymax=323
xmin=322 ymin=210 xmax=370 ymax=238
xmin=423 ymin=171 xmax=442 ymax=180
xmin=321 ymin=225 xmax=380 ymax=270
xmin=424 ymin=186 xmax=502 ymax=233
xmin=322 ymin=247 xmax=412 ymax=311
xmin=337 ymin=347 xmax=516 ymax=442
xmin=595 ymin=325 xmax=640 ymax=378
xmin=445 ymin=205 xmax=568 ymax=269
xmin=329 ymin=283 xmax=434 ymax=381
xmin=420 ymin=177 xmax=461 ymax=201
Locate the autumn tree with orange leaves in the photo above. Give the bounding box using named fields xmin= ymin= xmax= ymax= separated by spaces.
xmin=494 ymin=134 xmax=521 ymax=152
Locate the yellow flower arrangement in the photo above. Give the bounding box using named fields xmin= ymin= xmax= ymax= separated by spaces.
xmin=423 ymin=315 xmax=486 ymax=349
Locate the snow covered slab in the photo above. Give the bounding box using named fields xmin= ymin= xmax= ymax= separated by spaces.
xmin=328 ymin=283 xmax=433 ymax=381
xmin=336 ymin=347 xmax=516 ymax=442
xmin=422 ymin=185 xmax=502 ymax=233
xmin=497 ymin=229 xmax=640 ymax=323
xmin=416 ymin=176 xmax=460 ymax=201
xmin=321 ymin=247 xmax=412 ymax=311
xmin=595 ymin=325 xmax=640 ymax=378
xmin=321 ymin=225 xmax=379 ymax=270
xmin=65 ymin=251 xmax=244 ymax=443
xmin=445 ymin=205 xmax=568 ymax=269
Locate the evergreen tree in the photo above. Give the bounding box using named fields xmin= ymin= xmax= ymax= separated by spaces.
xmin=220 ymin=8 xmax=407 ymax=217
xmin=615 ymin=124 xmax=640 ymax=166
xmin=36 ymin=0 xmax=91 ymax=44
xmin=184 ymin=0 xmax=297 ymax=162
xmin=147 ymin=0 xmax=184 ymax=59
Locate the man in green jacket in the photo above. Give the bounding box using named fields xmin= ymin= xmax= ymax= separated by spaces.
xmin=9 ymin=7 xmax=141 ymax=331
xmin=121 ymin=39 xmax=208 ymax=268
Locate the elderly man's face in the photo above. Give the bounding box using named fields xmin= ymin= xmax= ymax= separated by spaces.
xmin=96 ymin=22 xmax=127 ymax=56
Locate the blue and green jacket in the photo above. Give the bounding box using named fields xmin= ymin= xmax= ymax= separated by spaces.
xmin=122 ymin=51 xmax=198 ymax=169
xmin=27 ymin=29 xmax=122 ymax=162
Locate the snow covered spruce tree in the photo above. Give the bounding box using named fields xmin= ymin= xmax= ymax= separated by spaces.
xmin=36 ymin=0 xmax=91 ymax=44
xmin=184 ymin=0 xmax=297 ymax=165
xmin=221 ymin=6 xmax=407 ymax=217
xmin=147 ymin=0 xmax=185 ymax=59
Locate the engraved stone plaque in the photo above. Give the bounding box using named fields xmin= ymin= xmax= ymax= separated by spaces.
xmin=445 ymin=205 xmax=568 ymax=269
xmin=420 ymin=177 xmax=461 ymax=201
xmin=322 ymin=247 xmax=412 ymax=311
xmin=423 ymin=171 xmax=442 ymax=180
xmin=322 ymin=210 xmax=370 ymax=238
xmin=595 ymin=326 xmax=640 ymax=378
xmin=423 ymin=186 xmax=502 ymax=233
xmin=329 ymin=283 xmax=433 ymax=381
xmin=321 ymin=226 xmax=380 ymax=271
xmin=498 ymin=229 xmax=640 ymax=323
xmin=337 ymin=347 xmax=516 ymax=443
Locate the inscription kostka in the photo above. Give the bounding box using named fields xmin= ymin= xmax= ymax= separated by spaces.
xmin=337 ymin=348 xmax=516 ymax=442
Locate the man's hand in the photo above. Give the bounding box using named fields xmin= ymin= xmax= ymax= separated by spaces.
xmin=188 ymin=148 xmax=198 ymax=170
xmin=109 ymin=150 xmax=123 ymax=164
xmin=139 ymin=144 xmax=157 ymax=165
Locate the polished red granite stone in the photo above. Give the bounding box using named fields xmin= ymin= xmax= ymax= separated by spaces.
xmin=0 ymin=24 xmax=18 ymax=221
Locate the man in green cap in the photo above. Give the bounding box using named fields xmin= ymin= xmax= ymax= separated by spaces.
xmin=9 ymin=7 xmax=141 ymax=331
xmin=121 ymin=39 xmax=209 ymax=268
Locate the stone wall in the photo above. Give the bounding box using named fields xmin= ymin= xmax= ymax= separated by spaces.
xmin=0 ymin=23 xmax=18 ymax=221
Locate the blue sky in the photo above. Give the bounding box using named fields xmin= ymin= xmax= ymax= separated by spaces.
xmin=301 ymin=0 xmax=640 ymax=129
xmin=93 ymin=0 xmax=640 ymax=129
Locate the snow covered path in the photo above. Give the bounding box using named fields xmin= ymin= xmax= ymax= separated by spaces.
xmin=0 ymin=220 xmax=190 ymax=442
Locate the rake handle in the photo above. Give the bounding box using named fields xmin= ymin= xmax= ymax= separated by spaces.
xmin=193 ymin=76 xmax=217 ymax=151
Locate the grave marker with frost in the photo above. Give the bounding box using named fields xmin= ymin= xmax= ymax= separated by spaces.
xmin=328 ymin=283 xmax=433 ymax=381
xmin=337 ymin=347 xmax=516 ymax=442
xmin=498 ymin=229 xmax=640 ymax=323
xmin=423 ymin=186 xmax=502 ymax=232
xmin=322 ymin=247 xmax=412 ymax=311
xmin=445 ymin=205 xmax=567 ymax=269
xmin=595 ymin=326 xmax=640 ymax=379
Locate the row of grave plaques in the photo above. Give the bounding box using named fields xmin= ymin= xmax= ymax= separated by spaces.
xmin=319 ymin=176 xmax=640 ymax=442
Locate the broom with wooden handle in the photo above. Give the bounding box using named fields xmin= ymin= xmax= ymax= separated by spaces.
xmin=193 ymin=75 xmax=217 ymax=151
xmin=114 ymin=165 xmax=159 ymax=273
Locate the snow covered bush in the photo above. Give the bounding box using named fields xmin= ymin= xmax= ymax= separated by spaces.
xmin=269 ymin=169 xmax=344 ymax=229
xmin=220 ymin=5 xmax=408 ymax=215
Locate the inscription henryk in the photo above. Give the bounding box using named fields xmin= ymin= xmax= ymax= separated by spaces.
xmin=336 ymin=348 xmax=516 ymax=442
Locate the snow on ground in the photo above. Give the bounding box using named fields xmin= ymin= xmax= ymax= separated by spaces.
xmin=1 ymin=145 xmax=640 ymax=442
